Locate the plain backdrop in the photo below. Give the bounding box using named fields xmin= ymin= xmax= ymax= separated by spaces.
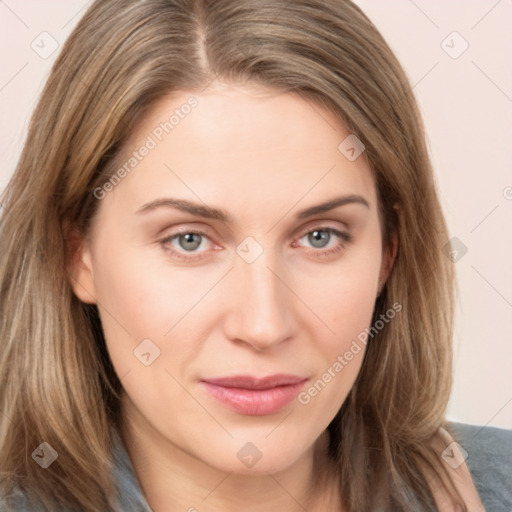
xmin=0 ymin=1 xmax=510 ymax=429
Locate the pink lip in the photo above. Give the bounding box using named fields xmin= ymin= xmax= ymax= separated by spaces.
xmin=201 ymin=374 xmax=308 ymax=416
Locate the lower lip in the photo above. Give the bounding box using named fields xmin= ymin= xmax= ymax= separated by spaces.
xmin=201 ymin=381 xmax=307 ymax=416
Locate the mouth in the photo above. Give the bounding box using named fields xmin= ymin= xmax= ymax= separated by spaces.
xmin=200 ymin=374 xmax=308 ymax=416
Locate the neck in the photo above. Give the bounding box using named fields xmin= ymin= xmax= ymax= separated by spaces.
xmin=119 ymin=397 xmax=342 ymax=512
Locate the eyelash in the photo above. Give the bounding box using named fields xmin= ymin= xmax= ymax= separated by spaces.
xmin=159 ymin=226 xmax=353 ymax=262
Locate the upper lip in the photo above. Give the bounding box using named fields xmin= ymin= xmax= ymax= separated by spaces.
xmin=202 ymin=374 xmax=308 ymax=390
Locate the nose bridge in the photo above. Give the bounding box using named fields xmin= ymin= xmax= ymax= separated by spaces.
xmin=225 ymin=242 xmax=294 ymax=349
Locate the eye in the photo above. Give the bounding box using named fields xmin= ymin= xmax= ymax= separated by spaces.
xmin=295 ymin=227 xmax=352 ymax=257
xmin=159 ymin=226 xmax=353 ymax=262
xmin=173 ymin=232 xmax=204 ymax=252
xmin=159 ymin=229 xmax=215 ymax=261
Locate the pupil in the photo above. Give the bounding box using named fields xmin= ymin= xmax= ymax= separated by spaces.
xmin=180 ymin=233 xmax=201 ymax=251
xmin=309 ymin=230 xmax=329 ymax=248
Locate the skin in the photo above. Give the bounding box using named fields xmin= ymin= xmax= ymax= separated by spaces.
xmin=70 ymin=83 xmax=398 ymax=511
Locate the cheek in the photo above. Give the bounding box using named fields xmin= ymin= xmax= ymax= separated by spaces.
xmin=297 ymin=253 xmax=381 ymax=347
xmin=88 ymin=240 xmax=165 ymax=374
xmin=291 ymin=239 xmax=382 ymax=410
xmin=300 ymin=275 xmax=375 ymax=388
xmin=317 ymin=270 xmax=376 ymax=328
xmin=294 ymin=270 xmax=378 ymax=421
xmin=90 ymin=241 xmax=227 ymax=374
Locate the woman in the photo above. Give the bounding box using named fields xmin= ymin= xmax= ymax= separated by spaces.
xmin=0 ymin=1 xmax=510 ymax=511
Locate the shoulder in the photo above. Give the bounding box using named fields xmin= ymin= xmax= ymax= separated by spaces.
xmin=111 ymin=429 xmax=153 ymax=511
xmin=0 ymin=487 xmax=36 ymax=511
xmin=0 ymin=430 xmax=152 ymax=512
xmin=446 ymin=421 xmax=512 ymax=511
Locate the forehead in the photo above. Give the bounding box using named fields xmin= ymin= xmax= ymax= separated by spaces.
xmin=103 ymin=84 xmax=377 ymax=220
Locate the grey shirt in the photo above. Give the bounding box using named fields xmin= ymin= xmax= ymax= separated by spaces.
xmin=449 ymin=422 xmax=512 ymax=511
xmin=2 ymin=422 xmax=511 ymax=511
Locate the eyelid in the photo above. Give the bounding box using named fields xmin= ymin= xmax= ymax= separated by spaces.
xmin=159 ymin=222 xmax=353 ymax=261
xmin=160 ymin=227 xmax=216 ymax=250
xmin=295 ymin=220 xmax=350 ymax=239
xmin=158 ymin=225 xmax=221 ymax=263
xmin=293 ymin=225 xmax=352 ymax=249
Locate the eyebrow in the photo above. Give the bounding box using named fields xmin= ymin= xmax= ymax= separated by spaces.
xmin=135 ymin=194 xmax=370 ymax=221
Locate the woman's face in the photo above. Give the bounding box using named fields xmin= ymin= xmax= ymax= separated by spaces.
xmin=71 ymin=84 xmax=394 ymax=475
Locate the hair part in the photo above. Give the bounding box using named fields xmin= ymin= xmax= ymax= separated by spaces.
xmin=0 ymin=1 xmax=460 ymax=510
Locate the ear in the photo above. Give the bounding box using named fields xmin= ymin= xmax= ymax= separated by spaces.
xmin=63 ymin=219 xmax=97 ymax=304
xmin=377 ymin=229 xmax=398 ymax=295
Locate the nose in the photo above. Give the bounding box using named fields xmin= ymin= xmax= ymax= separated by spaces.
xmin=222 ymin=248 xmax=296 ymax=351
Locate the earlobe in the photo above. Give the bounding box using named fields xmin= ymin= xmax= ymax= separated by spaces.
xmin=63 ymin=221 xmax=97 ymax=304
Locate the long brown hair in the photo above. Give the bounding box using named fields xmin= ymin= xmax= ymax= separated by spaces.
xmin=0 ymin=0 xmax=461 ymax=510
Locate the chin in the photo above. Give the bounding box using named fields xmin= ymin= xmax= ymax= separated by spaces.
xmin=197 ymin=434 xmax=313 ymax=476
